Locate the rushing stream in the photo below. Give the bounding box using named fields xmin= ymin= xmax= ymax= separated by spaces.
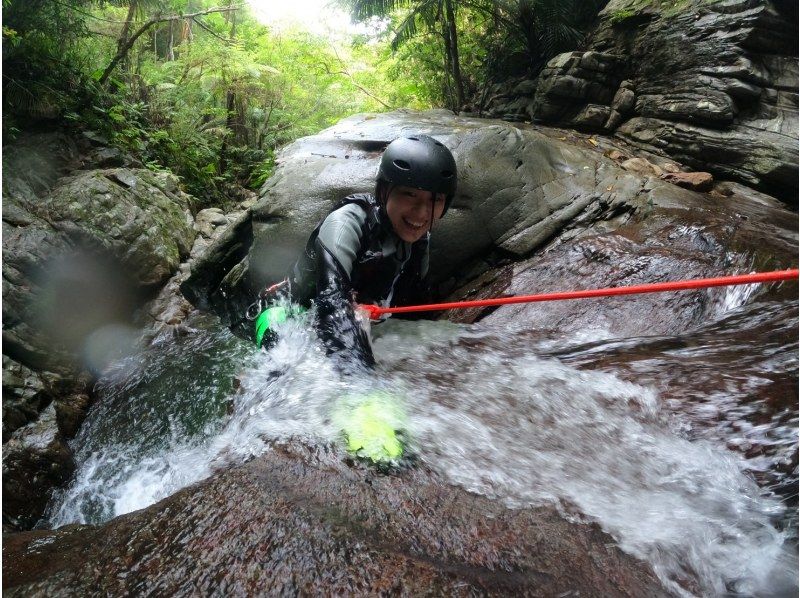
xmin=43 ymin=291 xmax=797 ymax=596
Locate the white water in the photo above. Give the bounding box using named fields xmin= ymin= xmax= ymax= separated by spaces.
xmin=45 ymin=311 xmax=796 ymax=596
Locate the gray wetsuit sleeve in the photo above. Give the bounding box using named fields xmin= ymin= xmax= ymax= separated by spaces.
xmin=316 ymin=203 xmax=367 ymax=277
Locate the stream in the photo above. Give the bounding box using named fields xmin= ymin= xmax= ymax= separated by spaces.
xmin=42 ymin=289 xmax=797 ymax=597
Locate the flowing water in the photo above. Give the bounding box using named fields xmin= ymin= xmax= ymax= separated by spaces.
xmin=43 ymin=294 xmax=798 ymax=597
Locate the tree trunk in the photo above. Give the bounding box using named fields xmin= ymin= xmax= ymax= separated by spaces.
xmin=116 ymin=1 xmax=138 ymax=74
xmin=441 ymin=26 xmax=455 ymax=111
xmin=444 ymin=0 xmax=464 ymax=110
xmin=98 ymin=7 xmax=240 ymax=86
xmin=218 ymin=4 xmax=239 ymax=175
xmin=218 ymin=90 xmax=236 ymax=175
xmin=167 ymin=19 xmax=175 ymax=61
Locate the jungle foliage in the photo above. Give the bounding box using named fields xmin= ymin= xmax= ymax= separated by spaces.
xmin=3 ymin=0 xmax=606 ymax=207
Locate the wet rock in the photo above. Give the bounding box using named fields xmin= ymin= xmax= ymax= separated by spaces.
xmin=571 ymin=103 xmax=612 ymax=130
xmin=194 ymin=207 xmax=233 ymax=241
xmin=606 ymin=149 xmax=629 ymax=162
xmin=37 ymin=168 xmax=195 ymax=287
xmin=529 ymin=51 xmax=623 ymax=125
xmin=1 ymin=131 xmax=82 ymax=197
xmin=2 ymin=134 xmax=202 ymax=530
xmin=713 ymin=181 xmax=734 ymax=196
xmin=140 ymin=200 xmax=255 ymax=340
xmin=2 ymin=355 xmax=91 ymax=530
xmin=179 ymin=209 xmax=254 ymax=314
xmin=616 ymin=115 xmax=796 ymax=202
xmin=610 ymin=83 xmax=636 ymax=114
xmin=52 ymin=391 xmax=91 ymax=439
xmin=482 ymin=0 xmax=797 ymax=203
xmin=3 ymin=159 xmax=197 ymax=365
xmin=2 ymin=404 xmax=75 ymax=530
xmin=2 ymin=443 xmax=668 ymax=596
xmin=636 ymin=89 xmax=735 ymax=126
xmin=445 ymin=171 xmax=797 ymax=336
xmin=2 ymin=218 xmax=78 ymax=374
xmin=2 ymin=356 xmax=50 ymax=442
xmin=184 ymin=110 xmax=649 ymax=321
xmin=620 ymin=157 xmax=662 ymax=176
xmin=660 ymin=171 xmax=714 ymax=192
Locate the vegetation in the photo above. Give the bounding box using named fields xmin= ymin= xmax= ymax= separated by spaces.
xmin=340 ymin=0 xmax=608 ymax=111
xmin=610 ymin=9 xmax=637 ymax=24
xmin=3 ymin=0 xmax=608 ymax=207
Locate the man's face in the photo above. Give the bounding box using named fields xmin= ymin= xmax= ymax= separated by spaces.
xmin=385 ymin=186 xmax=446 ymax=243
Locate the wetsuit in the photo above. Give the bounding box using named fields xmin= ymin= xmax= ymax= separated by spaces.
xmin=291 ymin=193 xmax=430 ymax=370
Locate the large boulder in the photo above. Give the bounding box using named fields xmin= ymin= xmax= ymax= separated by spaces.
xmin=181 ymin=110 xmax=641 ymax=325
xmin=3 ymin=165 xmax=196 ymax=373
xmin=2 ymin=441 xmax=668 ymax=596
xmin=2 ymin=404 xmax=75 ymax=531
xmin=36 ymin=168 xmax=195 ymax=287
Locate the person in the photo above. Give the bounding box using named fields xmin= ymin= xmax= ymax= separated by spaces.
xmin=255 ymin=134 xmax=457 ymax=372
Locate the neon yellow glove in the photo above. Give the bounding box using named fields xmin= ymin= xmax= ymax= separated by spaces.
xmin=335 ymin=392 xmax=406 ymax=463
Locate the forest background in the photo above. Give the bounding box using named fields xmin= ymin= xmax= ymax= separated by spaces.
xmin=2 ymin=0 xmax=605 ymax=209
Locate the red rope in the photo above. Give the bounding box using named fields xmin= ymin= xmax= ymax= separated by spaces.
xmin=358 ymin=269 xmax=799 ymax=320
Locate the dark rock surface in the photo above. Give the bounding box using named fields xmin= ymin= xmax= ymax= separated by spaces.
xmin=481 ymin=0 xmax=798 ymax=203
xmin=2 ymin=404 xmax=75 ymax=531
xmin=444 ymin=172 xmax=797 ymax=334
xmin=2 ymin=442 xmax=668 ymax=597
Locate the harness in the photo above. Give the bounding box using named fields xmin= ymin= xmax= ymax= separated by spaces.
xmin=291 ymin=193 xmax=428 ymax=307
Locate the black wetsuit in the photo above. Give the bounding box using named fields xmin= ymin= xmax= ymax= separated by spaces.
xmin=291 ymin=193 xmax=430 ymax=370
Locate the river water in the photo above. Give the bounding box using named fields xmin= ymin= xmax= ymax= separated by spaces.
xmin=43 ymin=291 xmax=797 ymax=596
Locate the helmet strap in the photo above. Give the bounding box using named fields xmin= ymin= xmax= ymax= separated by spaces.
xmin=376 ymin=180 xmax=393 ymax=205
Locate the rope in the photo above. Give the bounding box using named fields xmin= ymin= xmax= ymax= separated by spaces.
xmin=358 ymin=269 xmax=799 ymax=320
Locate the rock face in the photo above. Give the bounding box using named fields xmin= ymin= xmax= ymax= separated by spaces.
xmin=2 ymin=131 xmax=197 ymax=530
xmin=2 ymin=442 xmax=668 ymax=597
xmin=481 ymin=0 xmax=798 ymax=204
xmin=38 ymin=168 xmax=195 ymax=286
xmin=181 ymin=110 xmax=647 ymax=325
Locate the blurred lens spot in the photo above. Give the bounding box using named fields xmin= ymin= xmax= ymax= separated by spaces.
xmin=34 ymin=250 xmax=139 ymax=361
xmin=82 ymin=323 xmax=139 ymax=375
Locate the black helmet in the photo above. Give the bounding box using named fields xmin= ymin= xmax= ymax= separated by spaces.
xmin=376 ymin=134 xmax=458 ymax=215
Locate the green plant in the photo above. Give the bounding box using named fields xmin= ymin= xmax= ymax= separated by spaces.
xmin=610 ymin=8 xmax=637 ymax=23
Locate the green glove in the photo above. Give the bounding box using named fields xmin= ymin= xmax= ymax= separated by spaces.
xmin=335 ymin=392 xmax=407 ymax=463
xmin=254 ymin=305 xmax=306 ymax=347
xmin=255 ymin=305 xmax=287 ymax=347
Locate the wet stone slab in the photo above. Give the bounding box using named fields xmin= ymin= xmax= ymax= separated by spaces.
xmin=2 ymin=441 xmax=669 ymax=597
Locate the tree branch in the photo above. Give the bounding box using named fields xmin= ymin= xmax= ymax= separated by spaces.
xmin=326 ymin=45 xmax=393 ymax=110
xmin=99 ymin=5 xmax=243 ymax=85
xmin=192 ymin=15 xmax=234 ymax=44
